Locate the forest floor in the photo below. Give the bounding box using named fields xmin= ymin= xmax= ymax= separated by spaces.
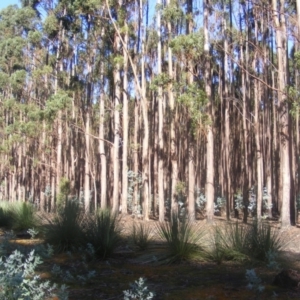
xmin=2 ymin=215 xmax=300 ymax=300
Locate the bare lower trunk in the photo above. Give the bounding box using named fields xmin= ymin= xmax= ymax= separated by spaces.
xmin=204 ymin=0 xmax=214 ymax=223
xmin=121 ymin=29 xmax=129 ymax=215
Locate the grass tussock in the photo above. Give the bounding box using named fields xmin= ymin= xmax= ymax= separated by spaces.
xmin=44 ymin=200 xmax=86 ymax=252
xmin=84 ymin=209 xmax=122 ymax=259
xmin=247 ymin=219 xmax=283 ymax=261
xmin=208 ymin=220 xmax=284 ymax=263
xmin=156 ymin=212 xmax=206 ymax=264
xmin=0 ymin=201 xmax=14 ymax=228
xmin=0 ymin=201 xmax=40 ymax=231
xmin=10 ymin=202 xmax=40 ymax=232
xmin=130 ymin=222 xmax=153 ymax=251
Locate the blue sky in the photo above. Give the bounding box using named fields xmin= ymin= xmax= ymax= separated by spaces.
xmin=0 ymin=0 xmax=19 ymax=11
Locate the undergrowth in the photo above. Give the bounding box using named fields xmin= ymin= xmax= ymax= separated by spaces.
xmin=131 ymin=222 xmax=153 ymax=251
xmin=156 ymin=212 xmax=206 ymax=264
xmin=208 ymin=220 xmax=284 ymax=263
xmin=0 ymin=249 xmax=68 ymax=300
xmin=84 ymin=209 xmax=122 ymax=259
xmin=44 ymin=200 xmax=86 ymax=252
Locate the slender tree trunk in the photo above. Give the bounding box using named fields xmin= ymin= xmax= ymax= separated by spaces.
xmin=112 ymin=18 xmax=121 ymax=214
xmin=157 ymin=0 xmax=164 ymax=222
xmin=272 ymin=0 xmax=291 ymax=227
xmin=99 ymin=94 xmax=107 ymax=209
xmin=121 ymin=24 xmax=129 ymax=215
xmin=204 ymin=0 xmax=214 ymax=223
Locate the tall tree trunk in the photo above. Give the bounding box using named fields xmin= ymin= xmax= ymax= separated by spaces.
xmin=272 ymin=0 xmax=291 ymax=227
xmin=157 ymin=0 xmax=164 ymax=222
xmin=112 ymin=8 xmax=122 ymax=213
xmin=204 ymin=0 xmax=214 ymax=223
xmin=121 ymin=23 xmax=129 ymax=215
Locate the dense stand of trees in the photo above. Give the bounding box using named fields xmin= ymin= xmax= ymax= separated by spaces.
xmin=0 ymin=0 xmax=300 ymax=226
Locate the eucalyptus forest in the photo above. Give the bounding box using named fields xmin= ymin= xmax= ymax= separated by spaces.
xmin=0 ymin=0 xmax=299 ymax=227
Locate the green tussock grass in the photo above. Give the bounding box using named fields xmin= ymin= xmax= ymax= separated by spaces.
xmin=155 ymin=212 xmax=206 ymax=264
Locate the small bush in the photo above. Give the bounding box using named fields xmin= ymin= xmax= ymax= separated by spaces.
xmin=245 ymin=269 xmax=265 ymax=294
xmin=0 ymin=249 xmax=68 ymax=300
xmin=45 ymin=200 xmax=86 ymax=252
xmin=156 ymin=212 xmax=206 ymax=264
xmin=131 ymin=222 xmax=152 ymax=251
xmin=10 ymin=202 xmax=40 ymax=232
xmin=84 ymin=209 xmax=122 ymax=259
xmin=123 ymin=277 xmax=155 ymax=300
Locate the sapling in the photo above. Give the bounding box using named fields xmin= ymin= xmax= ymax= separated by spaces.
xmin=123 ymin=277 xmax=155 ymax=300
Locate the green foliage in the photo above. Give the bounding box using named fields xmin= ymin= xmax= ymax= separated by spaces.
xmin=57 ymin=177 xmax=71 ymax=208
xmin=45 ymin=200 xmax=86 ymax=252
xmin=32 ymin=65 xmax=52 ymax=80
xmin=123 ymin=277 xmax=155 ymax=300
xmin=161 ymin=1 xmax=184 ymax=23
xmin=84 ymin=209 xmax=122 ymax=259
xmin=44 ymin=90 xmax=71 ymax=121
xmin=170 ymin=32 xmax=204 ymax=60
xmin=294 ymin=51 xmax=300 ymax=69
xmin=10 ymin=202 xmax=40 ymax=232
xmin=150 ymin=73 xmax=171 ymax=91
xmin=10 ymin=70 xmax=26 ymax=92
xmin=113 ymin=55 xmax=124 ymax=68
xmin=288 ymin=86 xmax=300 ymax=117
xmin=0 ymin=249 xmax=68 ymax=300
xmin=0 ymin=71 xmax=10 ymax=88
xmin=28 ymin=30 xmax=42 ymax=45
xmin=130 ymin=222 xmax=152 ymax=251
xmin=0 ymin=202 xmax=14 ymax=228
xmin=176 ymin=82 xmax=208 ymax=134
xmin=43 ymin=14 xmax=58 ymax=36
xmin=156 ymin=212 xmax=206 ymax=264
xmin=175 ymin=181 xmax=186 ymax=195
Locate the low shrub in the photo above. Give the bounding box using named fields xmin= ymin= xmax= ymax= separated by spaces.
xmin=0 ymin=249 xmax=68 ymax=300
xmin=123 ymin=277 xmax=155 ymax=300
